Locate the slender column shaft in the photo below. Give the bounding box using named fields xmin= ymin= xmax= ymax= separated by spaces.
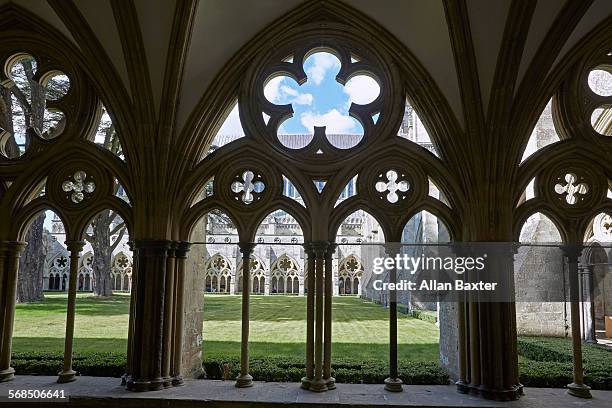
xmin=124 ymin=241 xmax=137 ymax=385
xmin=311 ymin=241 xmax=328 ymax=392
xmin=172 ymin=242 xmax=191 ymax=386
xmin=564 ymin=245 xmax=592 ymax=398
xmin=236 ymin=242 xmax=255 ymax=388
xmin=302 ymin=244 xmax=315 ymax=389
xmin=456 ymin=295 xmax=468 ymax=391
xmin=162 ymin=243 xmax=177 ymax=387
xmin=0 ymin=242 xmax=26 ymax=382
xmin=384 ymin=245 xmax=402 ymax=392
xmin=58 ymin=241 xmax=85 ymax=383
xmin=323 ymin=244 xmax=336 ymax=389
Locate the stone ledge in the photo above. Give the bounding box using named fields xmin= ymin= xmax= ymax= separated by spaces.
xmin=0 ymin=377 xmax=611 ymax=408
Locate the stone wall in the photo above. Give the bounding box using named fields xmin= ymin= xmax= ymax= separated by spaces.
xmin=181 ymin=225 xmax=206 ymax=379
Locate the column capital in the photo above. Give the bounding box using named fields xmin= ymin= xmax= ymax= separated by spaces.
xmin=0 ymin=241 xmax=27 ymax=256
xmin=238 ymin=242 xmax=255 ymax=256
xmin=561 ymin=244 xmax=583 ymax=262
xmin=310 ymin=241 xmax=329 ymax=257
xmin=65 ymin=241 xmax=85 ymax=254
xmin=326 ymin=243 xmax=337 ymax=257
xmin=167 ymin=241 xmax=179 ymax=257
xmin=133 ymin=240 xmax=173 ymax=257
xmin=175 ymin=241 xmax=192 ymax=259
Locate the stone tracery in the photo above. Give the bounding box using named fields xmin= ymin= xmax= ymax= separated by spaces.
xmin=0 ymin=0 xmax=610 ymax=403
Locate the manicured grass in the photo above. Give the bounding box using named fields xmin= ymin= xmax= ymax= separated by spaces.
xmin=202 ymin=295 xmax=439 ymax=362
xmin=12 ymin=293 xmax=440 ymax=363
xmin=10 ymin=293 xmax=612 ymax=388
xmin=13 ymin=293 xmax=129 ymax=354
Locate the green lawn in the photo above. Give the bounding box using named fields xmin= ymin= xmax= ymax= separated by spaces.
xmin=10 ymin=293 xmax=612 ymax=389
xmin=12 ymin=293 xmax=440 ymax=363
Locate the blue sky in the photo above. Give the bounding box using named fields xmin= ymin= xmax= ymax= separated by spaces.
xmin=217 ymin=52 xmax=379 ymax=136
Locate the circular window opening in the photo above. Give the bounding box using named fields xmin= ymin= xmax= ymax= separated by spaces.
xmin=588 ymin=68 xmax=612 ymax=97
xmin=42 ymin=72 xmax=71 ymax=101
xmin=591 ymin=105 xmax=612 ymax=136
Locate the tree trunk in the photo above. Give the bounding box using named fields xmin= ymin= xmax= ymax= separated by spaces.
xmin=14 ymin=60 xmax=49 ymax=303
xmin=91 ymin=212 xmax=113 ymax=297
xmin=16 ymin=214 xmax=46 ymax=303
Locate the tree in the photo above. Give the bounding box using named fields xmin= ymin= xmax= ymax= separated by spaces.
xmin=0 ymin=56 xmax=67 ymax=303
xmin=84 ymin=109 xmax=126 ymax=296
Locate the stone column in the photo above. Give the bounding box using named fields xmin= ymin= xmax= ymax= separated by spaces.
xmin=124 ymin=241 xmax=136 ymax=386
xmin=311 ymin=241 xmax=328 ymax=392
xmin=563 ymin=245 xmax=592 ymax=398
xmin=162 ymin=242 xmax=177 ymax=387
xmin=301 ymin=243 xmax=315 ymax=389
xmin=172 ymin=241 xmax=191 ymax=386
xmin=458 ymin=245 xmax=521 ymax=400
xmin=323 ymin=243 xmax=336 ymax=389
xmin=236 ymin=242 xmax=255 ymax=388
xmin=0 ymin=241 xmax=26 ymax=382
xmin=58 ymin=241 xmax=85 ymax=383
xmin=385 ymin=246 xmax=402 ymax=392
xmin=579 ymin=266 xmax=597 ymax=344
xmin=126 ymin=240 xmax=171 ymax=392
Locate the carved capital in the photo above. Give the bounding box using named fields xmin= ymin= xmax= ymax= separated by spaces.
xmin=238 ymin=242 xmax=255 ymax=257
xmin=65 ymin=241 xmax=85 ymax=255
xmin=561 ymin=244 xmax=583 ymax=263
xmin=175 ymin=241 xmax=192 ymax=259
xmin=0 ymin=241 xmax=27 ymax=257
xmin=134 ymin=240 xmax=173 ymax=257
xmin=167 ymin=241 xmax=179 ymax=257
xmin=311 ymin=241 xmax=329 ymax=258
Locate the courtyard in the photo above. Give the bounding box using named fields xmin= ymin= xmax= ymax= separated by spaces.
xmin=9 ymin=293 xmax=612 ymax=389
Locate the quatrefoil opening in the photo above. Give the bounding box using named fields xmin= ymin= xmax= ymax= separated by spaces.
xmin=553 ymin=173 xmax=589 ymax=205
xmin=61 ymin=170 xmax=96 ymax=204
xmin=375 ymin=170 xmax=410 ymax=203
xmin=263 ymin=51 xmax=380 ymax=150
xmin=231 ymin=170 xmax=265 ymax=205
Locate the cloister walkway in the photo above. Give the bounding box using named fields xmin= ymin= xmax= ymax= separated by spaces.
xmin=1 ymin=376 xmax=611 ymax=407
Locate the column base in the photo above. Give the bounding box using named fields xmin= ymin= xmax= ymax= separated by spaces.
xmin=126 ymin=377 xmax=165 ymax=392
xmin=467 ymin=384 xmax=523 ymax=401
xmin=57 ymin=370 xmax=77 ymax=384
xmin=235 ymin=373 xmax=253 ymax=388
xmin=0 ymin=368 xmax=15 ymax=382
xmin=384 ymin=377 xmax=403 ymax=392
xmin=455 ymin=380 xmax=470 ymax=394
xmin=308 ymin=378 xmax=328 ymax=392
xmin=301 ymin=376 xmax=312 ymax=390
xmin=172 ymin=375 xmax=185 ymax=386
xmin=162 ymin=376 xmax=173 ymax=388
xmin=325 ymin=376 xmax=336 ymax=390
xmin=567 ymin=382 xmax=592 ymax=399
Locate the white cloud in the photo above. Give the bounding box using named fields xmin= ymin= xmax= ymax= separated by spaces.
xmin=300 ymin=109 xmax=358 ymax=134
xmin=306 ymin=53 xmax=340 ymax=86
xmin=216 ymin=104 xmax=244 ymax=136
xmin=344 ymin=75 xmax=380 ymax=106
xmin=264 ymin=77 xmax=284 ymax=102
xmin=293 ymin=93 xmax=313 ymax=105
xmin=264 ymin=77 xmax=313 ymax=105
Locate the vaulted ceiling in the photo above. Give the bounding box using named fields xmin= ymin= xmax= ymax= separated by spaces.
xmin=5 ymin=0 xmax=612 ymax=133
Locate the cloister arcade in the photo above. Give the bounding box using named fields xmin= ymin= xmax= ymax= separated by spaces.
xmin=0 ymin=0 xmax=611 ymax=404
